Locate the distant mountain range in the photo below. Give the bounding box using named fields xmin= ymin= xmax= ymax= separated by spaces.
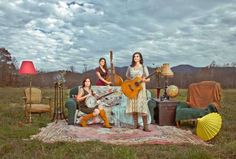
xmin=171 ymin=64 xmax=200 ymax=73
xmin=113 ymin=64 xmax=202 ymax=74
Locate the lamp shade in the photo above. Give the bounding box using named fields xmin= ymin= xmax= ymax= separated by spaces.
xmin=161 ymin=63 xmax=174 ymax=77
xmin=18 ymin=61 xmax=36 ymax=75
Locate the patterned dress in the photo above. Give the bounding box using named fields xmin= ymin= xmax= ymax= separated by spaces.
xmin=125 ymin=65 xmax=149 ymax=114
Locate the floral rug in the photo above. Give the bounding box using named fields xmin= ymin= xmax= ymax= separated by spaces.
xmin=31 ymin=120 xmax=208 ymax=145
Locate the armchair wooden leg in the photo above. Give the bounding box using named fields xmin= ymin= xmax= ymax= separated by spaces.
xmin=24 ymin=108 xmax=27 ymax=117
xmin=49 ymin=110 xmax=52 ymax=118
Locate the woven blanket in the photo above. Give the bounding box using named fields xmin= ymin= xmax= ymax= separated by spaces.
xmin=31 ymin=120 xmax=208 ymax=145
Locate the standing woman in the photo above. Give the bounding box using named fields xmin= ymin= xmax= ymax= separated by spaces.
xmin=76 ymin=77 xmax=111 ymax=128
xmin=95 ymin=57 xmax=112 ymax=86
xmin=126 ymin=52 xmax=151 ymax=132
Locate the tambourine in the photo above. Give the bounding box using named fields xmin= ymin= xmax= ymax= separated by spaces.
xmin=85 ymin=96 xmax=98 ymax=108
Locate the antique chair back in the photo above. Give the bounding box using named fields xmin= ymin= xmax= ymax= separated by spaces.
xmin=23 ymin=87 xmax=52 ymax=117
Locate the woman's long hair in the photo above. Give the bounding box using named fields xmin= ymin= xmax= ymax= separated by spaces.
xmin=99 ymin=57 xmax=108 ymax=70
xmin=130 ymin=52 xmax=143 ymax=67
xmin=82 ymin=77 xmax=92 ymax=89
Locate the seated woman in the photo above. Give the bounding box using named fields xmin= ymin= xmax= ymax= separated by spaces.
xmin=95 ymin=57 xmax=112 ymax=86
xmin=76 ymin=77 xmax=111 ymax=128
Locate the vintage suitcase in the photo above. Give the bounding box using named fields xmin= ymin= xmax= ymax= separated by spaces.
xmin=154 ymin=99 xmax=179 ymax=126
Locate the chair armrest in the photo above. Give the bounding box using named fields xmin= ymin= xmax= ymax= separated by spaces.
xmin=42 ymin=96 xmax=52 ymax=102
xmin=42 ymin=96 xmax=52 ymax=107
xmin=42 ymin=96 xmax=51 ymax=100
xmin=22 ymin=97 xmax=27 ymax=103
xmin=176 ymin=102 xmax=189 ymax=110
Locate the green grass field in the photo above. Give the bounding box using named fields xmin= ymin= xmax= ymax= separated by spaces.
xmin=0 ymin=87 xmax=235 ymax=159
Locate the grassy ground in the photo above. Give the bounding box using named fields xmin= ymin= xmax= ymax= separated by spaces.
xmin=0 ymin=87 xmax=235 ymax=159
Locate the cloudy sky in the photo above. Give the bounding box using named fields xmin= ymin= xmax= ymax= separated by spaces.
xmin=0 ymin=0 xmax=236 ymax=72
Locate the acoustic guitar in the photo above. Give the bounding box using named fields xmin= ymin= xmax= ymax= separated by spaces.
xmin=121 ymin=68 xmax=160 ymax=99
xmin=106 ymin=50 xmax=123 ymax=86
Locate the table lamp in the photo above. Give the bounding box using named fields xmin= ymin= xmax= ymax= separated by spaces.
xmin=19 ymin=60 xmax=36 ymax=123
xmin=161 ymin=63 xmax=174 ymax=100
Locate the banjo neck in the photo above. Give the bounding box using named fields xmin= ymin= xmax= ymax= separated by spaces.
xmin=97 ymin=91 xmax=115 ymax=100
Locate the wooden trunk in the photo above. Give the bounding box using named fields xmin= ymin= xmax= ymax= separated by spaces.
xmin=154 ymin=99 xmax=179 ymax=126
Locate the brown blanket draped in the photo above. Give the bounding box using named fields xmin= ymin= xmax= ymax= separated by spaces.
xmin=186 ymin=81 xmax=221 ymax=110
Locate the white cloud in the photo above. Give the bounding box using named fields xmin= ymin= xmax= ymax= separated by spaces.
xmin=0 ymin=0 xmax=236 ymax=72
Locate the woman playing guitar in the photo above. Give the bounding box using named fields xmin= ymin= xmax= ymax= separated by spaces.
xmin=125 ymin=52 xmax=151 ymax=132
xmin=76 ymin=77 xmax=111 ymax=128
xmin=95 ymin=58 xmax=112 ymax=86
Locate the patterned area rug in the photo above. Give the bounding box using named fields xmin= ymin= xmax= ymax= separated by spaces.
xmin=31 ymin=120 xmax=208 ymax=145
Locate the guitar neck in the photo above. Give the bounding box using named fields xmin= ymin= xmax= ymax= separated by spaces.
xmin=145 ymin=71 xmax=157 ymax=80
xmin=136 ymin=71 xmax=157 ymax=85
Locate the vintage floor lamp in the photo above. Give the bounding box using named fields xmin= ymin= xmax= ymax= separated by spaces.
xmin=19 ymin=60 xmax=36 ymax=123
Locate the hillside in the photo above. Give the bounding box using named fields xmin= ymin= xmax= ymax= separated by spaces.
xmin=12 ymin=65 xmax=236 ymax=89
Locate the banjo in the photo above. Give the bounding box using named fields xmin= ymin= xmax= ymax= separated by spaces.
xmin=85 ymin=91 xmax=116 ymax=108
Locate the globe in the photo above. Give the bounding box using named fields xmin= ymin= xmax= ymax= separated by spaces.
xmin=166 ymin=85 xmax=179 ymax=98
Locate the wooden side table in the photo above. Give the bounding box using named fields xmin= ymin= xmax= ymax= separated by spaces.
xmin=154 ymin=99 xmax=179 ymax=126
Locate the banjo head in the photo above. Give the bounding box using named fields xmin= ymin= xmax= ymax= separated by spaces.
xmin=85 ymin=96 xmax=97 ymax=108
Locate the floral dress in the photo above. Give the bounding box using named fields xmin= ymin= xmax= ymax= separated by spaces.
xmin=125 ymin=65 xmax=149 ymax=114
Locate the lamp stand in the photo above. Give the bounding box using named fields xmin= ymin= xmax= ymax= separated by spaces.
xmin=28 ymin=75 xmax=32 ymax=123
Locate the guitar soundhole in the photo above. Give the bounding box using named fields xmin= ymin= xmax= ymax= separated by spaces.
xmin=135 ymin=82 xmax=139 ymax=87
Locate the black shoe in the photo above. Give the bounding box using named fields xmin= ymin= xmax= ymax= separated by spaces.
xmin=143 ymin=128 xmax=151 ymax=132
xmin=133 ymin=125 xmax=141 ymax=129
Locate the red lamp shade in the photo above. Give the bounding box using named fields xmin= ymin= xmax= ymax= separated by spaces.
xmin=18 ymin=61 xmax=36 ymax=75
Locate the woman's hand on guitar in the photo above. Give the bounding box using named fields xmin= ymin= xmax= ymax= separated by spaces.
xmin=107 ymin=81 xmax=112 ymax=85
xmin=142 ymin=77 xmax=146 ymax=83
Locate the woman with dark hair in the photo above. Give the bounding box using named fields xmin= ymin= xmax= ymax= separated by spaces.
xmin=95 ymin=57 xmax=112 ymax=86
xmin=76 ymin=77 xmax=111 ymax=128
xmin=125 ymin=52 xmax=151 ymax=132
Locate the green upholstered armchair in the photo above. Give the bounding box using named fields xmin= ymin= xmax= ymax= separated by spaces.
xmin=176 ymin=102 xmax=217 ymax=125
xmin=175 ymin=81 xmax=220 ymax=126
